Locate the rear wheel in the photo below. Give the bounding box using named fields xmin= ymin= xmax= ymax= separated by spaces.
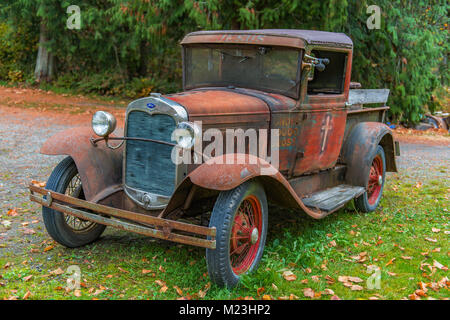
xmin=354 ymin=145 xmax=386 ymax=213
xmin=42 ymin=157 xmax=106 ymax=248
xmin=206 ymin=181 xmax=268 ymax=288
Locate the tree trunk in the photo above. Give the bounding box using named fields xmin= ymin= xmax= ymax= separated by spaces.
xmin=34 ymin=23 xmax=55 ymax=82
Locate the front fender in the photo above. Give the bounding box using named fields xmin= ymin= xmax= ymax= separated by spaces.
xmin=163 ymin=154 xmax=330 ymax=220
xmin=341 ymin=122 xmax=398 ymax=188
xmin=41 ymin=127 xmax=123 ymax=201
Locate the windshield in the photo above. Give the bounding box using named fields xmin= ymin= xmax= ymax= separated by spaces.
xmin=184 ymin=44 xmax=301 ymax=98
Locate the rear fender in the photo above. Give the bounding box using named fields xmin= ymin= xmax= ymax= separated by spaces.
xmin=341 ymin=122 xmax=398 ymax=188
xmin=40 ymin=127 xmax=123 ymax=201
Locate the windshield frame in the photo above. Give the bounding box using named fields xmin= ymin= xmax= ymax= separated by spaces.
xmin=182 ymin=44 xmax=303 ymax=100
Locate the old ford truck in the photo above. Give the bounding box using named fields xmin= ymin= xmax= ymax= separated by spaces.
xmin=30 ymin=29 xmax=399 ymax=288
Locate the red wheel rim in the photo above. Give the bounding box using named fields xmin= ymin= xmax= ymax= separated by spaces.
xmin=367 ymin=155 xmax=383 ymax=205
xmin=229 ymin=195 xmax=262 ymax=275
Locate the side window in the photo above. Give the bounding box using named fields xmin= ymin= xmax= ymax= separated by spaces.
xmin=307 ymin=50 xmax=347 ymax=95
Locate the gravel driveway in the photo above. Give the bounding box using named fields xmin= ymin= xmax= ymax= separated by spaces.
xmin=1 ymin=104 xmax=449 ymax=255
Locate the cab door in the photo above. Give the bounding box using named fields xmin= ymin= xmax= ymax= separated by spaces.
xmin=291 ymin=48 xmax=352 ymax=176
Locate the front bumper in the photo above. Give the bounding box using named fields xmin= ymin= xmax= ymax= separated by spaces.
xmin=29 ymin=184 xmax=216 ymax=249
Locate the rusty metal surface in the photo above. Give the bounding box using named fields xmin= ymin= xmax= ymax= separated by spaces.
xmin=181 ymin=30 xmax=353 ymax=49
xmin=162 ymin=154 xmax=336 ymax=220
xmin=40 ymin=127 xmax=123 ymax=201
xmin=29 ymin=184 xmax=216 ymax=249
xmin=341 ymin=122 xmax=397 ymax=188
xmin=166 ymin=89 xmax=270 ymax=124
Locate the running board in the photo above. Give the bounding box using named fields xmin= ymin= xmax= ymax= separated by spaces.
xmin=302 ymin=185 xmax=365 ymax=212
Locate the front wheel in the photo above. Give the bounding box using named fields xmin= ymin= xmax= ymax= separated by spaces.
xmin=354 ymin=145 xmax=386 ymax=213
xmin=42 ymin=156 xmax=106 ymax=248
xmin=206 ymin=181 xmax=268 ymax=288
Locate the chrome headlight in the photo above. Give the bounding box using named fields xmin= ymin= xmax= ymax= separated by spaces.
xmin=92 ymin=111 xmax=116 ymax=137
xmin=172 ymin=122 xmax=200 ymax=149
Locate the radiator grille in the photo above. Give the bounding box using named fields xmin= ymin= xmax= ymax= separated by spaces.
xmin=125 ymin=111 xmax=176 ymax=197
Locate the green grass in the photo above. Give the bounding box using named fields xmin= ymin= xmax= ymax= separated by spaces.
xmin=1 ymin=175 xmax=448 ymax=300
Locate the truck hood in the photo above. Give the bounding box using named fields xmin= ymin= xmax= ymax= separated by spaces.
xmin=165 ymin=88 xmax=295 ymax=125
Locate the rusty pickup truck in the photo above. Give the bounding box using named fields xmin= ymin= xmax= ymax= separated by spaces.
xmin=30 ymin=29 xmax=399 ymax=288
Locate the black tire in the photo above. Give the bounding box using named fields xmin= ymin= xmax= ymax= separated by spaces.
xmin=206 ymin=180 xmax=268 ymax=288
xmin=42 ymin=156 xmax=106 ymax=248
xmin=354 ymin=145 xmax=386 ymax=213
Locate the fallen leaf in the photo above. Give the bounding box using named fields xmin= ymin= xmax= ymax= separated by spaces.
xmin=401 ymin=256 xmax=412 ymax=260
xmin=262 ymin=294 xmax=272 ymax=300
xmin=159 ymin=285 xmax=168 ymax=293
xmin=93 ymin=289 xmax=104 ymax=296
xmin=198 ymin=290 xmax=207 ymax=298
xmin=173 ymin=286 xmax=183 ymax=296
xmin=256 ymin=287 xmax=265 ymax=296
xmin=408 ymin=293 xmax=420 ymax=300
xmin=350 ymin=285 xmax=364 ymax=291
xmin=329 ymin=240 xmax=337 ymax=247
xmin=118 ymin=267 xmax=128 ymax=273
xmin=431 ymin=228 xmax=440 ymax=233
xmin=50 ymin=268 xmax=64 ymax=275
xmin=271 ymin=283 xmax=278 ymax=291
xmin=325 ymin=275 xmax=335 ymax=284
xmin=425 ymin=237 xmax=437 ymax=243
xmin=415 ymin=289 xmax=427 ymax=297
xmin=22 ymin=228 xmax=36 ymax=235
xmin=22 ymin=291 xmax=31 ymax=300
xmin=43 ymin=245 xmax=54 ymax=252
xmin=433 ymin=260 xmax=448 ymax=270
xmin=74 ymin=289 xmax=81 ymax=297
xmin=385 ymin=258 xmax=396 ymax=266
xmin=155 ymin=280 xmax=166 ymax=287
xmin=142 ymin=269 xmax=153 ymax=274
xmin=322 ymin=289 xmax=335 ymax=295
xmin=331 ymin=295 xmax=341 ymax=300
xmin=282 ymin=271 xmax=297 ymax=281
xmin=311 ymin=275 xmax=320 ymax=282
xmin=23 ymin=275 xmax=33 ymax=282
xmin=31 ymin=180 xmax=46 ymax=187
xmin=303 ymin=288 xmax=315 ymax=298
xmin=348 ymin=276 xmax=364 ymax=283
xmin=7 ymin=209 xmax=18 ymax=217
xmin=159 ymin=265 xmax=166 ymax=273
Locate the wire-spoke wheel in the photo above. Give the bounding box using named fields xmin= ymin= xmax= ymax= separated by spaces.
xmin=355 ymin=145 xmax=386 ymax=213
xmin=63 ymin=173 xmax=97 ymax=233
xmin=230 ymin=195 xmax=262 ymax=275
xmin=42 ymin=156 xmax=106 ymax=247
xmin=206 ymin=181 xmax=268 ymax=288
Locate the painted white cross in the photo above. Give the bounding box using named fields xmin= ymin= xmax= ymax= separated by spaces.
xmin=320 ymin=114 xmax=332 ymax=153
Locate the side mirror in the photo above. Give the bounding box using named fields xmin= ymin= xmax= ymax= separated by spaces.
xmin=303 ymin=54 xmax=330 ymax=80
